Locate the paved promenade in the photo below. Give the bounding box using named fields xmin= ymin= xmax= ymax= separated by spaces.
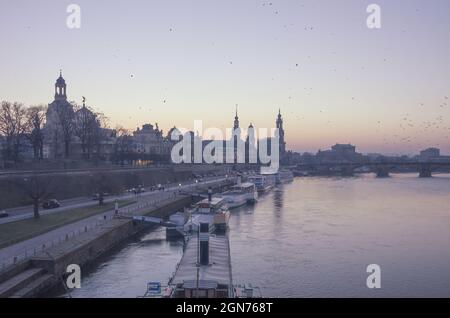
xmin=0 ymin=177 xmax=232 ymax=268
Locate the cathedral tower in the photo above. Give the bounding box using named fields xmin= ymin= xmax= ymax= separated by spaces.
xmin=276 ymin=109 xmax=286 ymax=158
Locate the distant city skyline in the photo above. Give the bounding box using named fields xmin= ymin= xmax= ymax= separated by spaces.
xmin=1 ymin=0 xmax=449 ymax=154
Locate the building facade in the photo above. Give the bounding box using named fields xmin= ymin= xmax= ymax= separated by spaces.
xmin=43 ymin=72 xmax=116 ymax=160
xmin=131 ymin=123 xmax=173 ymax=160
xmin=316 ymin=143 xmax=363 ymax=163
xmin=419 ymin=147 xmax=440 ymax=160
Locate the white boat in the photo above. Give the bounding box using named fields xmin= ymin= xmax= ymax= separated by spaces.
xmin=184 ymin=197 xmax=230 ymax=233
xmin=248 ymin=174 xmax=275 ymax=193
xmin=184 ymin=213 xmax=216 ymax=233
xmin=276 ymin=170 xmax=294 ymax=184
xmin=219 ymin=182 xmax=258 ymax=209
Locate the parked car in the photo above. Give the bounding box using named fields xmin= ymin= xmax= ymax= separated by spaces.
xmin=42 ymin=199 xmax=60 ymax=209
xmin=0 ymin=210 xmax=9 ymax=218
xmin=138 ymin=187 xmax=146 ymax=193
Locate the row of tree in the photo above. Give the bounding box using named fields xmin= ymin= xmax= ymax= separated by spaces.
xmin=0 ymin=102 xmax=46 ymax=163
xmin=0 ymin=100 xmax=175 ymax=166
xmin=0 ymin=101 xmax=109 ymax=163
xmin=72 ymin=103 xmax=109 ymax=160
xmin=10 ymin=171 xmax=124 ymax=219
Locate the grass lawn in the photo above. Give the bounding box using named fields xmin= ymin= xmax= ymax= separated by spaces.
xmin=0 ymin=200 xmax=136 ymax=249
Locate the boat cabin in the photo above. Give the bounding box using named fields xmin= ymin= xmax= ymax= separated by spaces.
xmin=196 ymin=197 xmax=227 ymax=214
xmin=230 ymin=182 xmax=256 ymax=194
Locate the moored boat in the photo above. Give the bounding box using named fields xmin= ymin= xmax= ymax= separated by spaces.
xmin=219 ymin=182 xmax=258 ymax=209
xmin=184 ymin=197 xmax=230 ymax=233
xmin=276 ymin=169 xmax=294 ymax=184
xmin=248 ymin=174 xmax=275 ymax=193
xmin=141 ymin=223 xmax=261 ymax=298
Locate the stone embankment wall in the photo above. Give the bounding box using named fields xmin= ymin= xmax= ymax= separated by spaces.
xmin=0 ymin=164 xmax=231 ymax=209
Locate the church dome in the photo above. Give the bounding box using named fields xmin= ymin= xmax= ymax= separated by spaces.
xmin=75 ymin=104 xmax=93 ymax=116
xmin=56 ymin=70 xmax=66 ymax=85
xmin=56 ymin=76 xmax=65 ymax=85
xmin=168 ymin=126 xmax=182 ymax=140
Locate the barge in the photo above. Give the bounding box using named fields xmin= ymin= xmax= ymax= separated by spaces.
xmin=142 ymin=222 xmax=261 ymax=298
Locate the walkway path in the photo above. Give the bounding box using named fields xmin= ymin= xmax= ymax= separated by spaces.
xmin=0 ymin=177 xmax=232 ymax=268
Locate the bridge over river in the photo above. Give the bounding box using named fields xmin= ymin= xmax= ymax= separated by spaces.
xmin=295 ymin=160 xmax=450 ymax=178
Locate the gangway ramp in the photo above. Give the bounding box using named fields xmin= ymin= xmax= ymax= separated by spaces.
xmin=130 ymin=215 xmax=176 ymax=228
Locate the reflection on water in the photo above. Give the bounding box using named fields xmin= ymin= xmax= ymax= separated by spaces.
xmin=272 ymin=186 xmax=284 ymax=214
xmin=62 ymin=173 xmax=450 ymax=298
xmin=63 ymin=229 xmax=184 ymax=298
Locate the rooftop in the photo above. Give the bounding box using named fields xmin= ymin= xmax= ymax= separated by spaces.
xmin=199 ymin=197 xmax=225 ymax=206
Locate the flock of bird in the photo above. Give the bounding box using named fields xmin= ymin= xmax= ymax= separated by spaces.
xmin=114 ymin=3 xmax=449 ymax=153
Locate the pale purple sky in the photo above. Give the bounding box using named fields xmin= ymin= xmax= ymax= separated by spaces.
xmin=1 ymin=0 xmax=449 ymax=155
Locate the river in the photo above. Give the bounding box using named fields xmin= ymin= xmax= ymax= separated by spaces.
xmin=59 ymin=173 xmax=450 ymax=298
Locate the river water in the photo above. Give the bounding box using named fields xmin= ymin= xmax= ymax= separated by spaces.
xmin=61 ymin=173 xmax=450 ymax=298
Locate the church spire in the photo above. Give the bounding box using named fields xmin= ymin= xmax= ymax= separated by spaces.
xmin=276 ymin=109 xmax=286 ymax=158
xmin=233 ymin=105 xmax=239 ymax=129
xmin=277 ymin=108 xmax=283 ymax=128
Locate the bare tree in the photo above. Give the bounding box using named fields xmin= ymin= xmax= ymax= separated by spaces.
xmin=55 ymin=102 xmax=75 ymax=158
xmin=12 ymin=174 xmax=53 ymax=219
xmin=0 ymin=101 xmax=27 ymax=163
xmin=73 ymin=101 xmax=110 ymax=160
xmin=74 ymin=104 xmax=98 ymax=160
xmin=113 ymin=127 xmax=134 ymax=165
xmin=25 ymin=105 xmax=47 ymax=160
xmin=94 ymin=112 xmax=110 ymax=158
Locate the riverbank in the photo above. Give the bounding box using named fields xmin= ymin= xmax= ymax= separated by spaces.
xmin=0 ymin=200 xmax=136 ymax=249
xmin=54 ymin=174 xmax=450 ymax=298
xmin=0 ymin=164 xmax=232 ymax=209
xmin=0 ymin=194 xmax=192 ymax=298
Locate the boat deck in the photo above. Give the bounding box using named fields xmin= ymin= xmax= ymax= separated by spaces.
xmin=170 ymin=234 xmax=232 ymax=288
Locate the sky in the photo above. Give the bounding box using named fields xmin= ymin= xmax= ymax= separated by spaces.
xmin=0 ymin=0 xmax=449 ymax=155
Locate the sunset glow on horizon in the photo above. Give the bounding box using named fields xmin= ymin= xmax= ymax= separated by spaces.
xmin=1 ymin=0 xmax=449 ymax=155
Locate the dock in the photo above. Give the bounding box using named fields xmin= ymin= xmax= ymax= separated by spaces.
xmin=169 ymin=233 xmax=233 ymax=298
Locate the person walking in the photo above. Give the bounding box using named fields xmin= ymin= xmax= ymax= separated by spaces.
xmin=114 ymin=200 xmax=119 ymax=215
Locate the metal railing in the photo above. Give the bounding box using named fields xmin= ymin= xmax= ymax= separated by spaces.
xmin=0 ymin=176 xmax=235 ymax=271
xmin=0 ymin=215 xmax=113 ymax=270
xmin=0 ymin=191 xmax=180 ymax=270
